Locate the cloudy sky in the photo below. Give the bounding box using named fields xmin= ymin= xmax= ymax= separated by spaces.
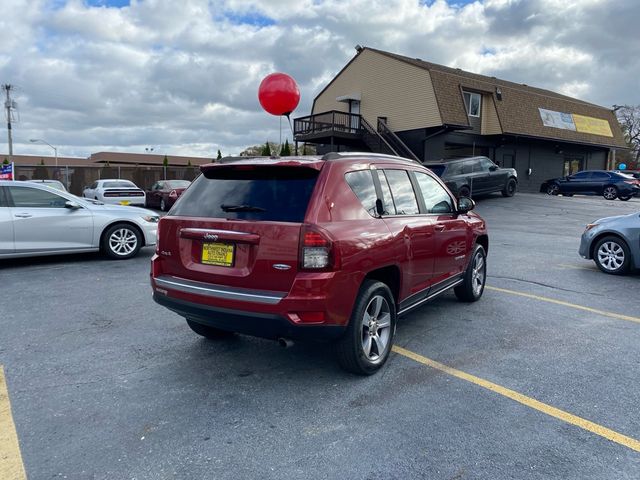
xmin=2 ymin=0 xmax=639 ymax=159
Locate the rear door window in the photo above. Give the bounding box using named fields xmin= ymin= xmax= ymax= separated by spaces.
xmin=345 ymin=170 xmax=377 ymax=217
xmin=170 ymin=166 xmax=319 ymax=222
xmin=381 ymin=170 xmax=419 ymax=215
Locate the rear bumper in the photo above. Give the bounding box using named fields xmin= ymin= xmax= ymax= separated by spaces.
xmin=99 ymin=195 xmax=146 ymax=206
xmin=153 ymin=292 xmax=346 ymax=340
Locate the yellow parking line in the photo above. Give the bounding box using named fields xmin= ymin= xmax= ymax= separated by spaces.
xmin=486 ymin=286 xmax=640 ymax=325
xmin=392 ymin=346 xmax=640 ymax=453
xmin=557 ymin=263 xmax=595 ymax=271
xmin=0 ymin=366 xmax=27 ymax=480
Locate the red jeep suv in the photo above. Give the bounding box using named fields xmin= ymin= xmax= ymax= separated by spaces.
xmin=151 ymin=153 xmax=488 ymax=374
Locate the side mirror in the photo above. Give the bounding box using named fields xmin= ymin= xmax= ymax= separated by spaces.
xmin=65 ymin=201 xmax=82 ymax=210
xmin=457 ymin=196 xmax=475 ymax=214
xmin=489 ymin=165 xmax=498 ymax=171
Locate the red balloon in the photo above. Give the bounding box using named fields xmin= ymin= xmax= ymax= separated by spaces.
xmin=258 ymin=73 xmax=300 ymax=116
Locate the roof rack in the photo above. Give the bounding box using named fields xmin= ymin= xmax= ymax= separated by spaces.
xmin=321 ymin=152 xmax=422 ymax=164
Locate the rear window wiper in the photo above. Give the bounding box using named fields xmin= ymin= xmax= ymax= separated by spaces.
xmin=220 ymin=204 xmax=267 ymax=212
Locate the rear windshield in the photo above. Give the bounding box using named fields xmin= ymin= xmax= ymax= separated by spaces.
xmin=426 ymin=165 xmax=446 ymax=177
xmin=169 ymin=166 xmax=319 ymax=222
xmin=103 ymin=181 xmax=136 ymax=188
xmin=166 ymin=180 xmax=191 ymax=188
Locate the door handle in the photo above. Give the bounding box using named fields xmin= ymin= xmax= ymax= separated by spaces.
xmin=14 ymin=213 xmax=32 ymax=218
xmin=434 ymin=224 xmax=446 ymax=232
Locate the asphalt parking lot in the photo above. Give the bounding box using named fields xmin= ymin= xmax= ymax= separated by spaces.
xmin=1 ymin=193 xmax=639 ymax=479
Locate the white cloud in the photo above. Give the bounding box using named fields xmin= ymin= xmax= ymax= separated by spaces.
xmin=0 ymin=0 xmax=638 ymax=159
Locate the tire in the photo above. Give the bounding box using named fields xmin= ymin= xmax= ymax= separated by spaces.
xmin=186 ymin=319 xmax=235 ymax=339
xmin=546 ymin=183 xmax=560 ymax=195
xmin=160 ymin=198 xmax=167 ymax=211
xmin=603 ymin=186 xmax=618 ymax=200
xmin=501 ymin=178 xmax=517 ymax=197
xmin=335 ymin=280 xmax=396 ymax=375
xmin=619 ymin=195 xmax=631 ymax=201
xmin=102 ymin=223 xmax=142 ymax=259
xmin=593 ymin=236 xmax=631 ymax=275
xmin=458 ymin=185 xmax=471 ymax=198
xmin=454 ymin=244 xmax=487 ymax=302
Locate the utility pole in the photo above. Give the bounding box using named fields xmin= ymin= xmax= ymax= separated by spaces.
xmin=3 ymin=84 xmax=14 ymax=161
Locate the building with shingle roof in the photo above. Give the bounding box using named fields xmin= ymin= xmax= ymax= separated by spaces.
xmin=294 ymin=46 xmax=627 ymax=192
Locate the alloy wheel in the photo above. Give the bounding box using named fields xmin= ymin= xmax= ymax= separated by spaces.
xmin=547 ymin=184 xmax=559 ymax=195
xmin=603 ymin=187 xmax=617 ymax=200
xmin=108 ymin=228 xmax=138 ymax=256
xmin=472 ymin=250 xmax=486 ymax=296
xmin=597 ymin=241 xmax=625 ymax=271
xmin=360 ymin=295 xmax=392 ymax=361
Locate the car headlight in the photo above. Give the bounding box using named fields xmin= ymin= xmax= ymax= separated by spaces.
xmin=142 ymin=215 xmax=160 ymax=223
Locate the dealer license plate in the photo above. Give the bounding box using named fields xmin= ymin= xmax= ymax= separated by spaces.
xmin=201 ymin=242 xmax=234 ymax=267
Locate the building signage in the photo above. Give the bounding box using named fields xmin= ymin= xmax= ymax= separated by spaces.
xmin=0 ymin=162 xmax=14 ymax=180
xmin=538 ymin=108 xmax=613 ymax=137
xmin=539 ymin=108 xmax=576 ymax=131
xmin=572 ymin=114 xmax=613 ymax=137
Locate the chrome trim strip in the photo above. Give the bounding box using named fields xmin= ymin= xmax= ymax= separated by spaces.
xmin=398 ymin=277 xmax=464 ymax=316
xmin=154 ymin=275 xmax=285 ymax=305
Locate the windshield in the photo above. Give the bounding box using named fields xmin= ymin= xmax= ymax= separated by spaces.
xmin=426 ymin=165 xmax=446 ymax=177
xmin=103 ymin=181 xmax=136 ymax=188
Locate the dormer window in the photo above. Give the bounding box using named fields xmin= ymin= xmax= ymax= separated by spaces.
xmin=463 ymin=91 xmax=481 ymax=117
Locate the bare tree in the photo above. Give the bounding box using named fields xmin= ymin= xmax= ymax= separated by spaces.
xmin=615 ymin=105 xmax=640 ymax=167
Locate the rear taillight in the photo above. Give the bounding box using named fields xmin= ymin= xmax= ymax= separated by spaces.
xmin=169 ymin=189 xmax=177 ymax=198
xmin=300 ymin=226 xmax=336 ymax=270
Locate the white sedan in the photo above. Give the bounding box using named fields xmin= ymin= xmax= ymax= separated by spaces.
xmin=82 ymin=179 xmax=146 ymax=206
xmin=0 ymin=180 xmax=158 ymax=260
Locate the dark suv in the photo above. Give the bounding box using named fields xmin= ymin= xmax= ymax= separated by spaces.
xmin=424 ymin=156 xmax=518 ymax=198
xmin=151 ymin=153 xmax=488 ymax=374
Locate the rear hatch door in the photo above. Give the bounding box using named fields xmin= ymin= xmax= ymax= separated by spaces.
xmin=158 ymin=163 xmax=321 ymax=293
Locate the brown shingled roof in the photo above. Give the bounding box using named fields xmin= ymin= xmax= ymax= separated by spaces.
xmin=367 ymin=48 xmax=627 ymax=149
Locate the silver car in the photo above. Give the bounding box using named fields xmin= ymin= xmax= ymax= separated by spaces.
xmin=0 ymin=180 xmax=158 ymax=260
xmin=579 ymin=211 xmax=640 ymax=275
xmin=82 ymin=179 xmax=146 ymax=206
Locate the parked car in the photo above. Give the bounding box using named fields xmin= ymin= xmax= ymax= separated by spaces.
xmin=82 ymin=179 xmax=146 ymax=206
xmin=424 ymin=156 xmax=517 ymax=198
xmin=579 ymin=211 xmax=640 ymax=275
xmin=540 ymin=170 xmax=640 ymax=200
xmin=151 ymin=152 xmax=488 ymax=375
xmin=145 ymin=180 xmax=191 ymax=211
xmin=26 ymin=179 xmax=67 ymax=192
xmin=0 ymin=180 xmax=158 ymax=260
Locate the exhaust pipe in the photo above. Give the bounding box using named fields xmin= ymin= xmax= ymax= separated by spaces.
xmin=277 ymin=337 xmax=294 ymax=348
